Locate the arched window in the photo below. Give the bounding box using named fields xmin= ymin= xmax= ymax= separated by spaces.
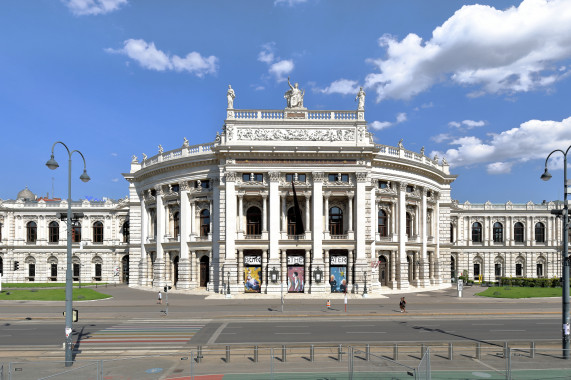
xmin=493 ymin=222 xmax=503 ymax=243
xmin=450 ymin=223 xmax=454 ymax=243
xmin=406 ymin=213 xmax=412 ymax=236
xmin=535 ymin=222 xmax=545 ymax=243
xmin=173 ymin=212 xmax=180 ymax=238
xmin=93 ymin=221 xmax=104 ymax=243
xmin=48 ymin=221 xmax=59 ymax=243
xmin=200 ymin=209 xmax=210 ymax=237
xmin=122 ymin=221 xmax=129 ymax=243
xmin=48 ymin=256 xmax=58 ymax=281
xmin=514 ymin=222 xmax=524 ymax=243
xmin=26 ymin=221 xmax=37 ymax=243
xmin=472 ymin=222 xmax=482 ymax=243
xmin=72 ymin=221 xmax=82 ymax=243
xmin=378 ymin=209 xmax=388 ymax=237
xmin=329 ymin=207 xmax=343 ymax=235
xmin=246 ymin=207 xmax=261 ymax=236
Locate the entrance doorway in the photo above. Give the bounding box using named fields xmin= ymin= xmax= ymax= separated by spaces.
xmin=121 ymin=255 xmax=130 ymax=284
xmin=378 ymin=255 xmax=388 ymax=286
xmin=200 ymin=256 xmax=210 ymax=287
xmin=173 ymin=256 xmax=179 ymax=285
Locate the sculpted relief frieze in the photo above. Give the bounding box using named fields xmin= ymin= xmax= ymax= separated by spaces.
xmin=236 ymin=128 xmax=355 ymax=142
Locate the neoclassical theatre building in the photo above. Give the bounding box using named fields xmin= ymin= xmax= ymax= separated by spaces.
xmin=0 ymin=84 xmax=566 ymax=294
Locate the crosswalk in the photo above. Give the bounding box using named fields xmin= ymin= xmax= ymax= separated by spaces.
xmin=78 ymin=319 xmax=205 ymax=348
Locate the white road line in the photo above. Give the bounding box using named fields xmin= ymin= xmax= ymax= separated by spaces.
xmin=207 ymin=322 xmax=228 ymax=345
xmin=346 ymin=332 xmax=386 ymax=334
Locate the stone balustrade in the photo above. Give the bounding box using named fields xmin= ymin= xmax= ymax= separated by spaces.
xmin=229 ymin=109 xmax=360 ymax=121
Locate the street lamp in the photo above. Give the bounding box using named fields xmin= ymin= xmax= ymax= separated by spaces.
xmin=46 ymin=141 xmax=90 ymax=367
xmin=541 ymin=145 xmax=571 ymax=359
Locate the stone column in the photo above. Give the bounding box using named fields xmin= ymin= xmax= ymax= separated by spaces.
xmin=178 ymin=183 xmax=191 ymax=289
xmin=281 ymin=250 xmax=287 ymax=293
xmin=324 ymin=249 xmax=330 ymax=291
xmin=390 ymin=250 xmax=396 ymax=285
xmin=348 ymin=193 xmax=354 ymax=232
xmin=348 ymin=249 xmax=353 ymax=291
xmin=305 ymin=194 xmax=310 ymax=234
xmin=225 ymin=172 xmax=237 ymax=292
xmin=281 ymin=194 xmax=287 ymax=233
xmin=262 ymin=249 xmax=268 ymax=293
xmin=268 ymin=172 xmax=281 ymax=293
xmin=154 ymin=186 xmax=165 ymax=287
xmin=397 ymin=183 xmax=409 ymax=289
xmin=419 ymin=188 xmax=429 ymax=287
xmin=139 ymin=192 xmax=148 ymax=286
xmin=324 ymin=193 xmax=330 ymax=235
xmin=262 ymin=193 xmax=268 ymax=233
xmin=237 ymin=249 xmax=243 ymax=286
xmin=434 ymin=194 xmax=442 ymax=284
xmin=305 ymin=249 xmax=310 ymax=293
xmin=190 ymin=200 xmax=196 ymax=238
xmin=355 ymin=173 xmax=367 ymax=281
xmin=238 ymin=193 xmax=244 ymax=234
xmin=311 ymin=172 xmax=326 ymax=293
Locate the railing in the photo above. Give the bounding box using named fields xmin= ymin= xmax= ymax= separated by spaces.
xmin=141 ymin=142 xmax=216 ymax=169
xmin=231 ymin=109 xmax=359 ymax=121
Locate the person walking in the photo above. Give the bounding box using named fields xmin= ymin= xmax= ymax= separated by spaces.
xmin=399 ymin=297 xmax=406 ymax=313
xmin=157 ymin=291 xmax=162 ymax=304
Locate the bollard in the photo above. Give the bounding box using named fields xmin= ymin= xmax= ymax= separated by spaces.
xmin=338 ymin=344 xmax=343 ymax=361
xmin=226 ymin=345 xmax=230 ymax=363
xmin=310 ymin=344 xmax=314 ymax=362
xmin=197 ymin=345 xmax=202 ymax=364
xmin=476 ymin=342 xmax=481 ymax=360
xmin=393 ymin=344 xmax=398 ymax=361
xmin=503 ymin=341 xmax=509 ymax=358
xmin=448 ymin=342 xmax=453 ymax=360
xmin=254 ymin=345 xmax=258 ymax=363
xmin=282 ymin=345 xmax=287 ymax=362
xmin=530 ymin=341 xmax=535 ymax=359
xmin=366 ymin=344 xmax=370 ymax=361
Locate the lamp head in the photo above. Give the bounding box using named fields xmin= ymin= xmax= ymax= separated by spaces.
xmin=45 ymin=154 xmax=59 ymax=170
xmin=540 ymin=168 xmax=552 ymax=181
xmin=79 ymin=170 xmax=90 ymax=183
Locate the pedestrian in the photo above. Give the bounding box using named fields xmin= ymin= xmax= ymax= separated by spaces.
xmin=399 ymin=297 xmax=406 ymax=313
xmin=157 ymin=290 xmax=162 ymax=304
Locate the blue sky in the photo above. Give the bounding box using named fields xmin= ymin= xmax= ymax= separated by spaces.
xmin=1 ymin=0 xmax=571 ymax=204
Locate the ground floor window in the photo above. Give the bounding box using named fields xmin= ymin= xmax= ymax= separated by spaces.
xmin=536 ymin=263 xmax=543 ymax=278
xmin=495 ymin=263 xmax=502 ymax=278
xmin=473 ymin=263 xmax=480 ymax=280
xmin=516 ymin=263 xmax=523 ymax=277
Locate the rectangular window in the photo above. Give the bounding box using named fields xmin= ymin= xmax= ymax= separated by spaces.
xmin=536 ymin=263 xmax=543 ymax=277
xmin=495 ymin=263 xmax=502 ymax=277
xmin=378 ymin=181 xmax=388 ymax=189
xmin=516 ymin=263 xmax=523 ymax=277
xmin=95 ymin=263 xmax=102 ymax=277
xmin=51 ymin=263 xmax=57 ymax=278
xmin=242 ymin=173 xmax=250 ymax=181
xmin=406 ymin=185 xmax=415 ymax=193
xmin=201 ymin=180 xmax=209 ymax=188
xmin=243 ymin=174 xmax=263 ymax=182
xmin=28 ymin=264 xmax=35 ymax=278
xmin=329 ymin=173 xmax=349 ymax=182
xmin=473 ymin=263 xmax=480 ymax=280
xmin=286 ymin=173 xmax=306 ymax=182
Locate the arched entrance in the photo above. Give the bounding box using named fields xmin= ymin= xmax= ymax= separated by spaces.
xmin=378 ymin=255 xmax=388 ymax=286
xmin=173 ymin=256 xmax=179 ymax=285
xmin=450 ymin=256 xmax=456 ymax=282
xmin=407 ymin=255 xmax=413 ymax=283
xmin=121 ymin=255 xmax=129 ymax=284
xmin=200 ymin=256 xmax=210 ymax=287
xmin=0 ymin=256 xmax=3 ymax=276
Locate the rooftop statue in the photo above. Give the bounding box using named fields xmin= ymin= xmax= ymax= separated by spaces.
xmin=285 ymin=77 xmax=305 ymax=108
xmin=227 ymin=85 xmax=235 ymax=109
xmin=355 ymin=87 xmax=365 ymax=110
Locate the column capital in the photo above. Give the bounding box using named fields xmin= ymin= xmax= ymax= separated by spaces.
xmin=269 ymin=171 xmax=281 ymax=182
xmin=398 ymin=182 xmax=407 ymax=191
xmin=312 ymin=172 xmax=325 ymax=182
xmin=356 ymin=172 xmax=368 ymax=182
xmin=225 ymin=172 xmax=238 ymax=182
xmin=180 ymin=181 xmax=191 ymax=192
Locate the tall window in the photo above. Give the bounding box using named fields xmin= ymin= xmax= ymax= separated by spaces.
xmin=50 ymin=263 xmax=57 ymax=278
xmin=406 ymin=213 xmax=412 ymax=236
xmin=328 ymin=173 xmax=349 ymax=182
xmin=471 ymin=222 xmax=482 ymax=243
xmin=495 ymin=263 xmax=502 ymax=278
xmin=93 ymin=221 xmax=104 ymax=243
xmin=450 ymin=223 xmax=454 ymax=243
xmin=287 ymin=207 xmax=298 ymax=235
xmin=95 ymin=263 xmax=102 ymax=278
xmin=246 ymin=207 xmax=261 ymax=235
xmin=28 ymin=263 xmax=36 ymax=279
xmin=473 ymin=263 xmax=481 ymax=280
xmin=537 ymin=263 xmax=544 ymax=277
xmin=122 ymin=221 xmax=130 ymax=243
xmin=200 ymin=209 xmax=210 ymax=237
xmin=49 ymin=221 xmax=59 ymax=243
xmin=514 ymin=222 xmax=524 ymax=243
xmin=378 ymin=209 xmax=388 ymax=236
xmin=515 ymin=263 xmax=523 ymax=276
xmin=493 ymin=222 xmax=503 ymax=243
xmin=173 ymin=212 xmax=180 ymax=238
xmin=535 ymin=222 xmax=545 ymax=243
xmin=72 ymin=221 xmax=82 ymax=243
xmin=26 ymin=221 xmax=37 ymax=243
xmin=329 ymin=207 xmax=343 ymax=235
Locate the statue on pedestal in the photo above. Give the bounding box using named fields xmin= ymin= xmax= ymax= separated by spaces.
xmin=285 ymin=77 xmax=305 ymax=108
xmin=355 ymin=87 xmax=365 ymax=110
xmin=227 ymin=85 xmax=235 ymax=109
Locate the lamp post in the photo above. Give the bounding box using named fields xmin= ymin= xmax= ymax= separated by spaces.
xmin=46 ymin=141 xmax=90 ymax=367
xmin=541 ymin=145 xmax=571 ymax=359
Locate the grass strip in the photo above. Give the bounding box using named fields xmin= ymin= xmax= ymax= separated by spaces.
xmin=2 ymin=283 xmax=108 ymax=288
xmin=0 ymin=288 xmax=111 ymax=301
xmin=476 ymin=286 xmax=565 ymax=298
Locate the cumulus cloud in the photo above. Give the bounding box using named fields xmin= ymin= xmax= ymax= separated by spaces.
xmin=369 ymin=112 xmax=407 ymax=131
xmin=320 ymin=79 xmax=360 ymax=95
xmin=365 ymin=0 xmax=571 ymax=102
xmin=432 ymin=116 xmax=571 ymax=173
xmin=106 ymin=39 xmax=217 ymax=77
xmin=62 ymin=0 xmax=127 ymax=15
xmin=258 ymin=43 xmax=294 ymax=82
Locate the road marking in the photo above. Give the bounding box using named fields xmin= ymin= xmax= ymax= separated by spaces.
xmin=219 ymin=332 xmax=237 ymax=335
xmin=346 ymin=332 xmax=386 ymax=334
xmin=207 ymin=322 xmax=228 ymax=345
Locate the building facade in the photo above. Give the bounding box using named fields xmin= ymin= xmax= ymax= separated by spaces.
xmin=0 ymin=86 xmax=566 ymax=294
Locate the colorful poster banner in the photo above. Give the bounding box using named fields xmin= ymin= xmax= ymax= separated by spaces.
xmin=244 ymin=266 xmax=262 ymax=293
xmin=329 ymin=266 xmax=347 ymax=293
xmin=287 ymin=266 xmax=304 ymax=292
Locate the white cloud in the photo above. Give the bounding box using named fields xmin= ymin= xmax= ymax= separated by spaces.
xmin=269 ymin=60 xmax=294 ymax=82
xmin=258 ymin=43 xmax=295 ymax=82
xmin=369 ymin=121 xmax=393 ymax=130
xmin=396 ymin=112 xmax=407 ymax=123
xmin=274 ymin=0 xmax=308 ymax=6
xmin=62 ymin=0 xmax=127 ymax=15
xmin=111 ymin=178 xmax=119 ymax=183
xmin=365 ymin=0 xmax=571 ymax=102
xmin=448 ymin=119 xmax=487 ymax=129
xmin=431 ymin=133 xmax=452 ymax=143
xmin=320 ymin=79 xmax=359 ymax=95
xmin=432 ymin=116 xmax=571 ymax=173
xmin=487 ymin=162 xmax=513 ymax=174
xmin=110 ymin=152 xmax=118 ymax=157
xmin=107 ymin=39 xmax=218 ymax=77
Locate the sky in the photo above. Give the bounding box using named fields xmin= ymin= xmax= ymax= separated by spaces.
xmin=1 ymin=0 xmax=571 ymax=204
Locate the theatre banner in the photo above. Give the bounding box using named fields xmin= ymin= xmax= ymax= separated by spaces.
xmin=244 ymin=266 xmax=262 ymax=293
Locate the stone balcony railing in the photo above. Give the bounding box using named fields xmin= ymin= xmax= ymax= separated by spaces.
xmin=228 ymin=109 xmax=361 ymax=121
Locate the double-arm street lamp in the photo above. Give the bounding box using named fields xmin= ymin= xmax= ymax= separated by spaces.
xmin=541 ymin=145 xmax=571 ymax=359
xmin=46 ymin=141 xmax=90 ymax=367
